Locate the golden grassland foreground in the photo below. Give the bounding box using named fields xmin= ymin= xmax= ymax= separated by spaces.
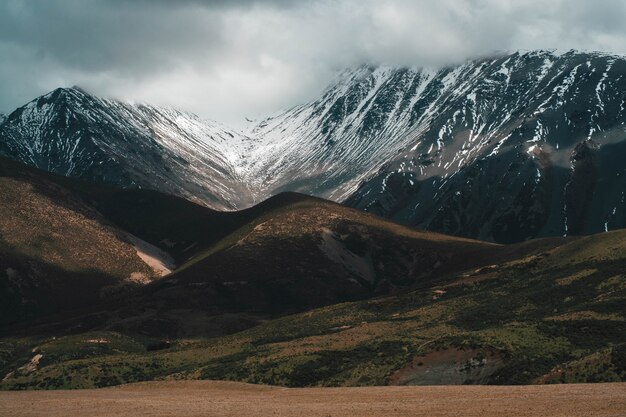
xmin=0 ymin=381 xmax=625 ymax=417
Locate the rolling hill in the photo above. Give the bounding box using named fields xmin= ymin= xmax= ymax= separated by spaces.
xmin=0 ymin=157 xmax=508 ymax=335
xmin=0 ymin=157 xmax=172 ymax=326
xmin=0 ymin=158 xmax=623 ymax=389
xmin=1 ymin=226 xmax=624 ymax=389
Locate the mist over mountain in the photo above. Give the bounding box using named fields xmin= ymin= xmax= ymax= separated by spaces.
xmin=3 ymin=0 xmax=626 ymax=126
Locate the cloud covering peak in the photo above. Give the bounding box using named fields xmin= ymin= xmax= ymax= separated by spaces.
xmin=1 ymin=0 xmax=626 ymax=126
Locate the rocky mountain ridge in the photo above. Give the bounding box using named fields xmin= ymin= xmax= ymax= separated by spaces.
xmin=1 ymin=50 xmax=626 ymax=241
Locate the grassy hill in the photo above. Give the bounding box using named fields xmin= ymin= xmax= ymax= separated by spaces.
xmin=1 ymin=227 xmax=624 ymax=389
xmin=0 ymin=158 xmax=168 ymax=326
xmin=7 ymin=190 xmax=516 ymax=340
xmin=1 ymin=156 xmax=520 ymax=338
xmin=0 ymin=157 xmax=624 ymax=389
xmin=0 ymin=156 xmax=275 ymax=264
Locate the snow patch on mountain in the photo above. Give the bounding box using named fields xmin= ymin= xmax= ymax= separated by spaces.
xmin=1 ymin=50 xmax=626 ymax=242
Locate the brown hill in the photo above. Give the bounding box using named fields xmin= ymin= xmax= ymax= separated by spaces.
xmin=0 ymin=158 xmax=172 ymax=325
xmin=3 ymin=157 xmax=623 ymax=389
xmin=0 ymin=156 xmax=566 ymax=338
xmin=30 ymin=194 xmax=564 ymax=339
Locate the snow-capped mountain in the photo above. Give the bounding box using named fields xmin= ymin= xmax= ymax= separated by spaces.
xmin=0 ymin=87 xmax=253 ymax=209
xmin=1 ymin=50 xmax=626 ymax=242
xmin=341 ymin=50 xmax=626 ymax=242
xmin=245 ymin=50 xmax=626 ymax=242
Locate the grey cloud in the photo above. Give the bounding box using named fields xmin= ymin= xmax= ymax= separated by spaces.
xmin=102 ymin=0 xmax=302 ymax=7
xmin=1 ymin=0 xmax=626 ymax=126
xmin=0 ymin=1 xmax=224 ymax=72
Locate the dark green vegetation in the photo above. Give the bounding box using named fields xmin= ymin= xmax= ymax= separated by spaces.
xmin=1 ymin=228 xmax=625 ymax=389
xmin=0 ymin=157 xmax=624 ymax=389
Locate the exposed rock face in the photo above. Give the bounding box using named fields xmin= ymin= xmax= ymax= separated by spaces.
xmin=342 ymin=51 xmax=626 ymax=242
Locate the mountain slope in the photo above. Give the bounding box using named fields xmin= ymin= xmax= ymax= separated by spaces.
xmin=0 ymin=87 xmax=253 ymax=209
xmin=14 ymin=192 xmax=519 ymax=339
xmin=339 ymin=51 xmax=626 ymax=242
xmin=2 ymin=226 xmax=624 ymax=389
xmin=248 ymin=50 xmax=626 ymax=242
xmin=0 ymin=157 xmax=171 ymax=325
xmin=110 ymin=197 xmax=504 ymax=337
xmin=0 ymin=154 xmax=569 ymax=339
xmin=0 ymin=157 xmax=561 ymax=341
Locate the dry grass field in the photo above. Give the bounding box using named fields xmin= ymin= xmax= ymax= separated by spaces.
xmin=1 ymin=381 xmax=625 ymax=417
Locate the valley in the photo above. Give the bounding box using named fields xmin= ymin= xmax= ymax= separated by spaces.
xmin=0 ymin=45 xmax=624 ymax=396
xmin=0 ymin=157 xmax=624 ymax=390
xmin=2 ymin=2 xmax=626 ymax=416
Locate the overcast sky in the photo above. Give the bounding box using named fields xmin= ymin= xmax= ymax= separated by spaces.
xmin=1 ymin=0 xmax=626 ymax=126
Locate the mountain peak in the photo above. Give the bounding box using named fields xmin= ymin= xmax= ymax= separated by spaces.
xmin=0 ymin=85 xmax=255 ymax=210
xmin=43 ymin=85 xmax=86 ymax=97
xmin=30 ymin=86 xmax=93 ymax=110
